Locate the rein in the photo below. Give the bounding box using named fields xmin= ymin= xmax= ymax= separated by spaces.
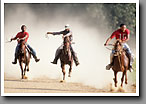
xmin=106 ymin=47 xmax=113 ymax=51
xmin=105 ymin=44 xmax=114 ymax=51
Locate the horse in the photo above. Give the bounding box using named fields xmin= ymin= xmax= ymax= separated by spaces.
xmin=17 ymin=40 xmax=31 ymax=79
xmin=112 ymin=40 xmax=129 ymax=87
xmin=59 ymin=36 xmax=73 ymax=82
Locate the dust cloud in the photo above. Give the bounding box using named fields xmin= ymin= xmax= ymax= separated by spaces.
xmin=4 ymin=4 xmax=135 ymax=89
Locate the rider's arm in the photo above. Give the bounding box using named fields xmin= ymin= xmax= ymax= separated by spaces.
xmin=122 ymin=29 xmax=130 ymax=43
xmin=20 ymin=35 xmax=28 ymax=41
xmin=122 ymin=34 xmax=130 ymax=43
xmin=47 ymin=31 xmax=64 ymax=35
xmin=104 ymin=37 xmax=112 ymax=46
xmin=64 ymin=31 xmax=72 ymax=37
xmin=11 ymin=37 xmax=17 ymax=41
xmin=104 ymin=31 xmax=116 ymax=46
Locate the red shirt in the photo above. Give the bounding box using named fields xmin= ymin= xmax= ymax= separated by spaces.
xmin=16 ymin=32 xmax=29 ymax=43
xmin=110 ymin=29 xmax=130 ymax=41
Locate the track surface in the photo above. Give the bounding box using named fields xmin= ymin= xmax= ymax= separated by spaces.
xmin=4 ymin=77 xmax=136 ymax=93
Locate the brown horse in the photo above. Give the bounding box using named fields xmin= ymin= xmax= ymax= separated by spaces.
xmin=18 ymin=40 xmax=31 ymax=79
xmin=59 ymin=36 xmax=73 ymax=82
xmin=112 ymin=40 xmax=129 ymax=87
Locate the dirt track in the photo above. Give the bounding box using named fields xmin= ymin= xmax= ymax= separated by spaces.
xmin=4 ymin=77 xmax=136 ymax=94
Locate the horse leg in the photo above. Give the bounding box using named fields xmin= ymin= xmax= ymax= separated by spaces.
xmin=121 ymin=71 xmax=125 ymax=87
xmin=61 ymin=64 xmax=66 ymax=81
xmin=27 ymin=54 xmax=30 ymax=72
xmin=113 ymin=71 xmax=118 ymax=87
xmin=26 ymin=59 xmax=30 ymax=72
xmin=27 ymin=64 xmax=29 ymax=72
xmin=68 ymin=65 xmax=72 ymax=77
xmin=24 ymin=64 xmax=26 ymax=75
xmin=23 ymin=63 xmax=28 ymax=79
xmin=125 ymin=70 xmax=128 ymax=84
xmin=19 ymin=61 xmax=24 ymax=79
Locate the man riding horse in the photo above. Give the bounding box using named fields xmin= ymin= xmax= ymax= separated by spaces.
xmin=46 ymin=24 xmax=80 ymax=66
xmin=10 ymin=25 xmax=40 ymax=64
xmin=104 ymin=24 xmax=134 ymax=72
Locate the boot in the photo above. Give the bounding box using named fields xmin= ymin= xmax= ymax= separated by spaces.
xmin=51 ymin=59 xmax=57 ymax=64
xmin=75 ymin=61 xmax=80 ymax=66
xmin=72 ymin=52 xmax=80 ymax=66
xmin=35 ymin=58 xmax=40 ymax=62
xmin=34 ymin=56 xmax=40 ymax=62
xmin=106 ymin=53 xmax=114 ymax=70
xmin=127 ymin=53 xmax=134 ymax=72
xmin=74 ymin=57 xmax=80 ymax=66
xmin=106 ymin=64 xmax=112 ymax=70
xmin=129 ymin=65 xmax=133 ymax=72
xmin=51 ymin=52 xmax=61 ymax=64
xmin=12 ymin=58 xmax=17 ymax=64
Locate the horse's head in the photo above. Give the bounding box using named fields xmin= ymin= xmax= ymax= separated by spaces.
xmin=114 ymin=40 xmax=123 ymax=53
xmin=63 ymin=36 xmax=71 ymax=55
xmin=18 ymin=40 xmax=26 ymax=55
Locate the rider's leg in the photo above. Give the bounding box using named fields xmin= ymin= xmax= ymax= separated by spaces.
xmin=51 ymin=45 xmax=63 ymax=64
xmin=26 ymin=44 xmax=40 ymax=62
xmin=70 ymin=45 xmax=79 ymax=66
xmin=106 ymin=50 xmax=114 ymax=70
xmin=12 ymin=44 xmax=20 ymax=64
xmin=123 ymin=43 xmax=134 ymax=72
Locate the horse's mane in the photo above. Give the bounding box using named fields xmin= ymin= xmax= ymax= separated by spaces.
xmin=114 ymin=40 xmax=123 ymax=52
xmin=63 ymin=36 xmax=70 ymax=44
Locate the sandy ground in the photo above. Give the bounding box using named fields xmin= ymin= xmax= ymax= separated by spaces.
xmin=4 ymin=77 xmax=136 ymax=94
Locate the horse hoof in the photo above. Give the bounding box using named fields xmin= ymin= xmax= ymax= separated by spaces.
xmin=27 ymin=69 xmax=29 ymax=72
xmin=60 ymin=80 xmax=65 ymax=83
xmin=118 ymin=87 xmax=125 ymax=92
xmin=68 ymin=75 xmax=71 ymax=77
xmin=115 ymin=84 xmax=117 ymax=87
xmin=24 ymin=76 xmax=28 ymax=79
xmin=125 ymin=82 xmax=128 ymax=84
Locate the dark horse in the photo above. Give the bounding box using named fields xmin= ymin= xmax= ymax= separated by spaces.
xmin=112 ymin=40 xmax=129 ymax=87
xmin=18 ymin=40 xmax=31 ymax=79
xmin=59 ymin=36 xmax=73 ymax=82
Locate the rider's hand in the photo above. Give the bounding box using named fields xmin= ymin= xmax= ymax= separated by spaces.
xmin=104 ymin=43 xmax=107 ymax=46
xmin=47 ymin=32 xmax=52 ymax=34
xmin=17 ymin=38 xmax=20 ymax=42
xmin=10 ymin=38 xmax=13 ymax=42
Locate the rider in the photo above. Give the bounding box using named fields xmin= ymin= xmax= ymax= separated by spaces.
xmin=11 ymin=25 xmax=40 ymax=64
xmin=47 ymin=24 xmax=80 ymax=66
xmin=104 ymin=24 xmax=134 ymax=72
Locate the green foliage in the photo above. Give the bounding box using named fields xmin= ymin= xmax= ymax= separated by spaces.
xmin=104 ymin=3 xmax=136 ymax=34
xmin=83 ymin=3 xmax=136 ymax=35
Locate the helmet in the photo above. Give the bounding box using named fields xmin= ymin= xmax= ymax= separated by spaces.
xmin=65 ymin=24 xmax=70 ymax=29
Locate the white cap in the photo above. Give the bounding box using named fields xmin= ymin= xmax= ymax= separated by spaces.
xmin=65 ymin=24 xmax=70 ymax=29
